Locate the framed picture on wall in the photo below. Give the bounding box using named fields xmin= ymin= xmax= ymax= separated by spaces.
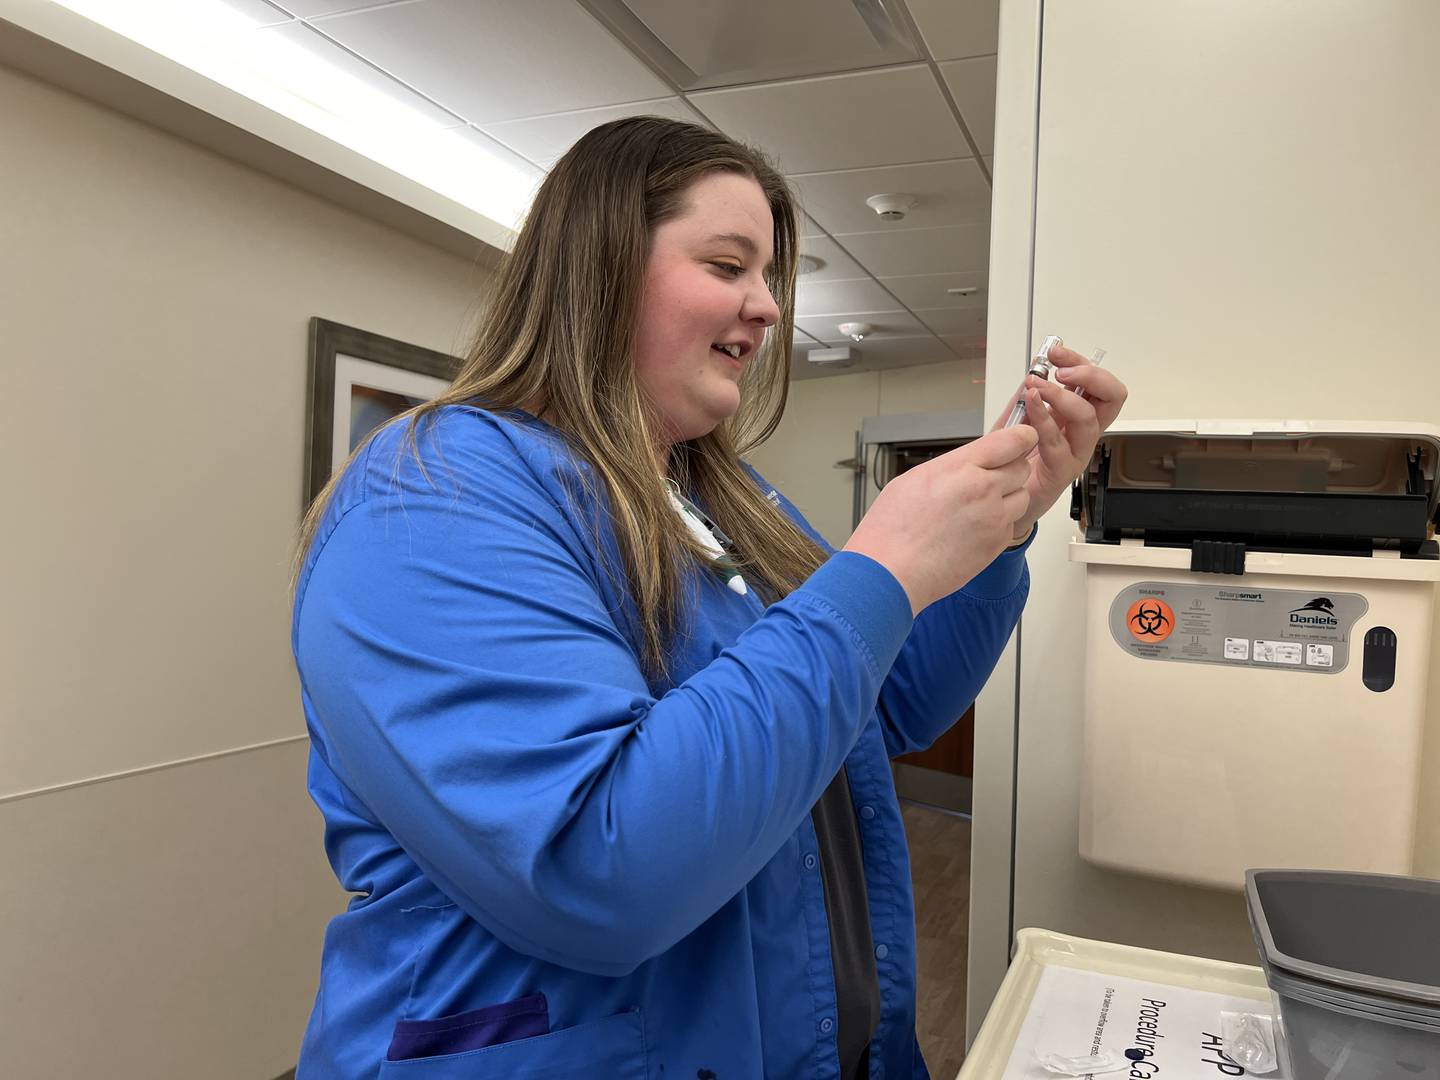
xmin=303 ymin=317 xmax=461 ymax=508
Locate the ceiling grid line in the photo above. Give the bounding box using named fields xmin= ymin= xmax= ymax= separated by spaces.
xmin=562 ymin=1 xmax=972 ymax=368
xmin=275 ymin=17 xmax=469 ymax=126
xmin=789 ymin=154 xmax=981 ymax=179
xmin=251 ymin=0 xmax=998 ymax=377
xmin=676 ymin=85 xmax=970 ymax=364
xmin=891 ymin=0 xmax=995 ymax=187
xmin=924 ymin=61 xmax=993 ymax=188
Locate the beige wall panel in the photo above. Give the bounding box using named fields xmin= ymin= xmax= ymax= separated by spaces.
xmin=748 ymin=371 xmax=881 ymax=546
xmin=1 ymin=63 xmax=488 ymax=796
xmin=876 ymin=360 xmax=985 ymax=416
xmin=0 ymin=740 xmax=345 ymax=1080
xmin=977 ymin=0 xmax=1440 ymax=991
xmin=1031 ymin=1 xmax=1433 ymax=422
xmin=749 ymin=360 xmax=985 ymax=548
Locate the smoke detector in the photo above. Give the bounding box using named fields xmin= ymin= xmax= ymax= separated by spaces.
xmin=837 ymin=321 xmax=873 ymax=342
xmin=864 ymin=193 xmax=917 ymax=222
xmin=807 ymin=346 xmax=858 ymax=368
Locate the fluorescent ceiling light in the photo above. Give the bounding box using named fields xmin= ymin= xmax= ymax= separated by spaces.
xmin=51 ymin=0 xmax=541 ymax=236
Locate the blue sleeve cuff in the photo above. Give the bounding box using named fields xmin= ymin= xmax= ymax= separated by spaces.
xmin=962 ymin=524 xmax=1036 ymax=600
xmin=794 ymin=551 xmax=914 ymax=675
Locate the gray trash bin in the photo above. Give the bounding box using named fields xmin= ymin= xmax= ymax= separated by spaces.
xmin=1246 ymin=869 xmax=1440 ymax=1078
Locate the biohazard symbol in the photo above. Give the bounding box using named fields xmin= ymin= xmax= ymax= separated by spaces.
xmin=1126 ymin=598 xmax=1175 ymax=642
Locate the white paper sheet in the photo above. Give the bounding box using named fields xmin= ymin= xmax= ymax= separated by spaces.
xmin=1001 ymin=965 xmax=1290 ymax=1079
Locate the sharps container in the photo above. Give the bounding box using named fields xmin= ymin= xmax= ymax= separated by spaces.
xmin=1071 ymin=422 xmax=1440 ymax=890
xmin=1246 ymin=869 xmax=1440 ymax=1079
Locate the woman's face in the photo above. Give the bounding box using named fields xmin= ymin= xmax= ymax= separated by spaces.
xmin=633 ymin=172 xmax=781 ymax=447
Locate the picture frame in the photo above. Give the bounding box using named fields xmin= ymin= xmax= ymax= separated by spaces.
xmin=303 ymin=317 xmax=462 ymax=508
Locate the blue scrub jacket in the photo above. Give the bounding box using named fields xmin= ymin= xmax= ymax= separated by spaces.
xmin=292 ymin=406 xmax=1030 ymax=1079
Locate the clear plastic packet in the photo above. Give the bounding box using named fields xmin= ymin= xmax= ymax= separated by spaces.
xmin=1036 ymin=1049 xmax=1129 ymax=1076
xmin=1220 ymin=1010 xmax=1280 ymax=1074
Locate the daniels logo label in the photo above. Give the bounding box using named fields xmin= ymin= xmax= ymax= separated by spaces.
xmin=1289 ymin=596 xmax=1339 ymax=627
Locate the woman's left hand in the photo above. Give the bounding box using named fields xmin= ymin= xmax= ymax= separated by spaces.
xmin=995 ymin=344 xmax=1129 ymax=541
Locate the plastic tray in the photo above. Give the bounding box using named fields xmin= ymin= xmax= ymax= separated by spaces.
xmin=959 ymin=928 xmax=1273 ymax=1078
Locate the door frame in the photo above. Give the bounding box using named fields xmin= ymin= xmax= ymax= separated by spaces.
xmin=966 ymin=0 xmax=1046 ymax=1049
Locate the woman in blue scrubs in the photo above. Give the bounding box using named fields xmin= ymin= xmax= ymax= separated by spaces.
xmin=291 ymin=116 xmax=1125 ymax=1079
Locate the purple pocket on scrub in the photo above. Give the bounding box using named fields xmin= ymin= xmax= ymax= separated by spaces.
xmin=385 ymin=992 xmax=550 ymax=1060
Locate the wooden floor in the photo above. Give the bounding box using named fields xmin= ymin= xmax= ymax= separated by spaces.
xmin=902 ymin=799 xmax=972 ymax=1080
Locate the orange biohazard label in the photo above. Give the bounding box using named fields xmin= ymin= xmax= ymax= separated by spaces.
xmin=1126 ymin=598 xmax=1175 ymax=642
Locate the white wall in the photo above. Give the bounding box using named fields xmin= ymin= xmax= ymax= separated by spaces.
xmin=0 ymin=62 xmax=491 ymax=1078
xmin=748 ymin=362 xmax=985 ymax=545
xmin=972 ymin=0 xmax=1440 ymax=1036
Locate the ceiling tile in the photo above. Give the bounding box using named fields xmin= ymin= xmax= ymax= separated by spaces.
xmin=941 ymin=334 xmax=988 ymax=361
xmin=688 ymin=65 xmax=968 ymax=174
xmin=790 ymin=159 xmax=989 ymax=236
xmin=795 ymin=278 xmax=898 ymax=317
xmin=913 ymin=306 xmax=987 ymax=336
xmin=790 ymin=335 xmax=956 ymax=380
xmin=312 ymin=0 xmax=671 ymax=124
xmin=906 ymin=0 xmax=1000 ymax=61
xmin=259 ymin=22 xmax=465 ymax=128
xmin=797 ymin=212 xmax=826 ymax=239
xmin=219 ymin=0 xmax=294 ymax=26
xmin=795 ymin=310 xmax=929 ymax=346
xmin=482 ymin=98 xmax=700 ymax=168
xmin=280 ymin=0 xmax=399 ymax=16
xmin=792 ymin=327 xmax=823 ymax=345
xmin=600 ymin=0 xmax=922 ymax=90
xmin=879 ymin=271 xmax=987 ymax=310
xmin=940 ymin=55 xmax=997 ymax=156
xmin=835 ymin=224 xmax=990 ymax=277
xmin=797 ymin=235 xmax=866 ymax=281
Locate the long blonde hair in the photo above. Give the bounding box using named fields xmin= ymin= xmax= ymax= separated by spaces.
xmin=297 ymin=117 xmax=827 ymax=679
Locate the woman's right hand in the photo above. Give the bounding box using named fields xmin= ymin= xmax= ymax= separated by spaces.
xmin=843 ymin=425 xmax=1039 ymax=615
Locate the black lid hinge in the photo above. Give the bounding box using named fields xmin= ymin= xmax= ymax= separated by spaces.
xmin=1191 ymin=540 xmax=1247 ymax=575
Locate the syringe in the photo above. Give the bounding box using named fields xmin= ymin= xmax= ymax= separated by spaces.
xmin=1071 ymin=347 xmax=1106 ymax=401
xmin=1003 ymin=334 xmax=1064 ymax=428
